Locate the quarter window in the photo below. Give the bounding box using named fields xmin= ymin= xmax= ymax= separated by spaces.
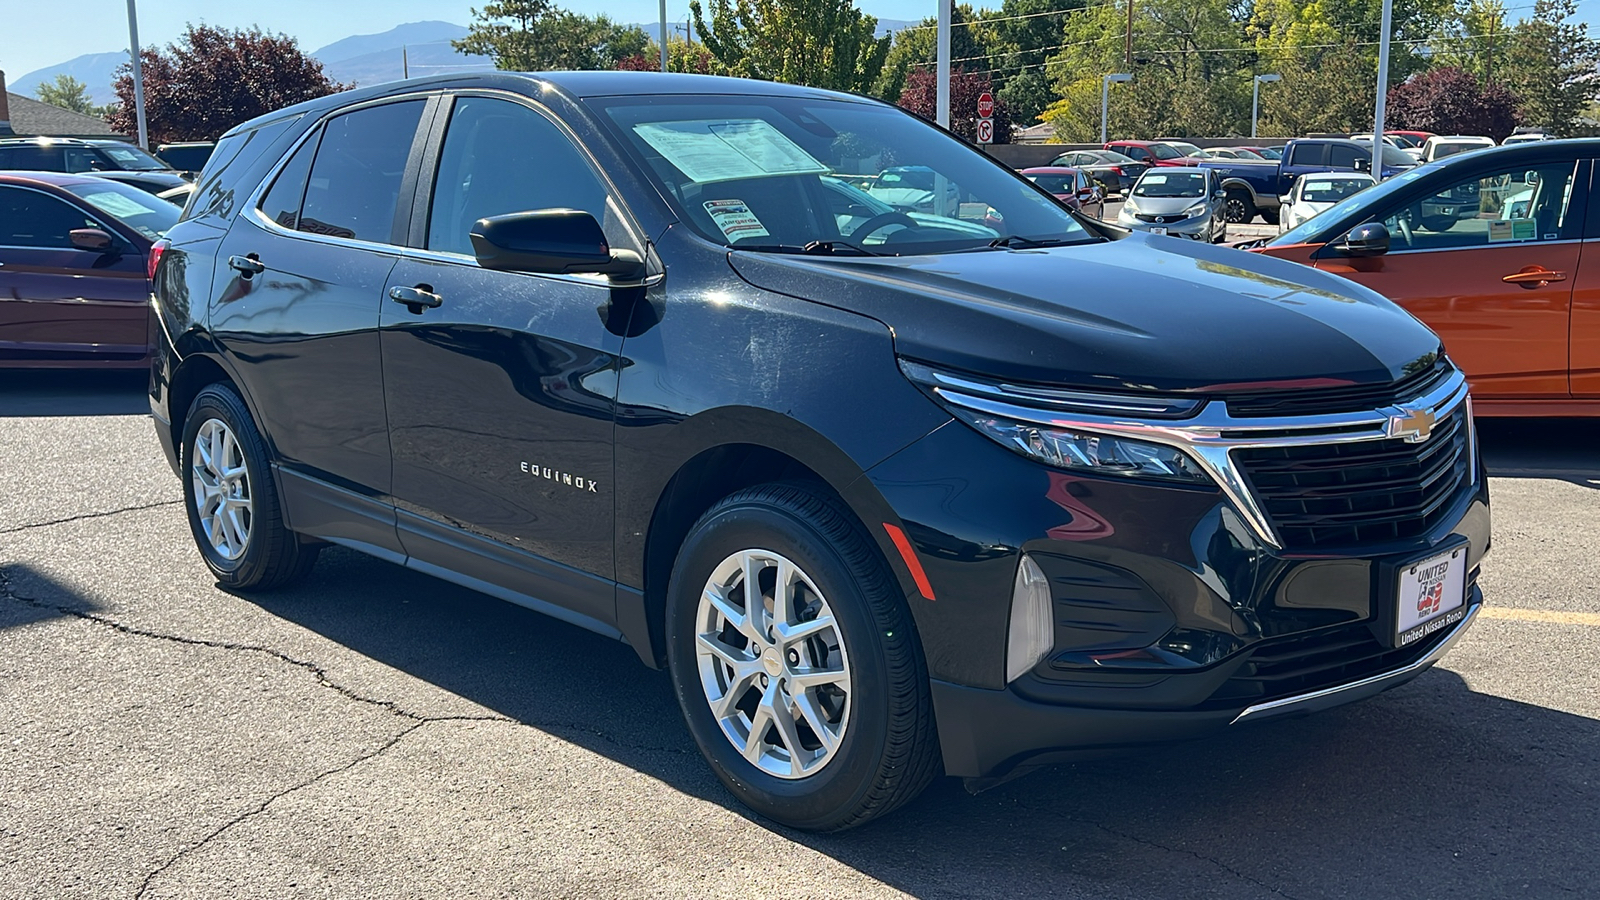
xmin=427 ymin=97 xmax=618 ymax=256
xmin=297 ymin=100 xmax=426 ymax=243
xmin=260 ymin=130 xmax=320 ymax=230
xmin=1379 ymin=163 xmax=1578 ymax=251
xmin=1288 ymin=143 xmax=1327 ymax=167
xmin=0 ymin=187 xmax=99 ymax=248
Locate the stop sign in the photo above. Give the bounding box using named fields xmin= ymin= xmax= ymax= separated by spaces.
xmin=977 ymin=92 xmax=994 ymax=118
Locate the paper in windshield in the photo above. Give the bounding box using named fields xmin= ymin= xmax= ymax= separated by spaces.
xmin=78 ymin=190 xmax=161 ymax=220
xmin=634 ymin=119 xmax=828 ymax=184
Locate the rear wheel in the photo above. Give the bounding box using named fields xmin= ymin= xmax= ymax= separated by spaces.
xmin=181 ymin=384 xmax=318 ymax=590
xmin=1259 ymin=207 xmax=1280 ymax=226
xmin=665 ymin=484 xmax=939 ymax=831
xmin=1221 ymin=189 xmax=1256 ymax=224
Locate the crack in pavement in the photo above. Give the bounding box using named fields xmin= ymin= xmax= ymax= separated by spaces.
xmin=0 ymin=499 xmax=183 ymax=536
xmin=0 ymin=567 xmax=699 ymax=896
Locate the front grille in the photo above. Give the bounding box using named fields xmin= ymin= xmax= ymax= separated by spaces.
xmin=1235 ymin=404 xmax=1471 ymax=550
xmin=1135 ymin=213 xmax=1186 ymax=223
xmin=1205 ymin=615 xmax=1459 ymax=708
xmin=1224 ymin=357 xmax=1452 ymax=418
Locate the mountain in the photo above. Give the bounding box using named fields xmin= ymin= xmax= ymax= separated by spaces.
xmin=321 ymin=41 xmax=493 ymax=88
xmin=311 ymin=21 xmax=469 ymax=64
xmin=10 ymin=52 xmax=128 ymax=106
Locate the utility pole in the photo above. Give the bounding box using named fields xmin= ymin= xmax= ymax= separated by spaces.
xmin=1372 ymin=0 xmax=1393 ymax=154
xmin=1486 ymin=18 xmax=1495 ymax=86
xmin=125 ymin=0 xmax=148 ymax=151
xmin=660 ymin=0 xmax=670 ymax=72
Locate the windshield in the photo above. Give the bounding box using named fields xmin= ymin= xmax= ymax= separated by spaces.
xmin=1162 ymin=142 xmax=1202 ymax=158
xmin=1150 ymin=144 xmax=1184 ymax=160
xmin=1270 ymin=165 xmax=1432 ymax=246
xmin=1232 ymin=148 xmax=1265 ymax=159
xmin=1255 ymin=147 xmax=1282 ymax=160
xmin=1133 ymin=171 xmax=1206 ymax=198
xmin=1097 ymin=150 xmax=1136 ymax=164
xmin=64 ymin=180 xmax=179 ymax=239
xmin=1028 ymin=174 xmax=1077 ymax=193
xmin=1433 ymin=142 xmax=1489 ymax=159
xmin=592 ymin=95 xmax=1094 ymax=254
xmin=1386 ymin=134 xmax=1420 ymax=149
xmin=95 ymin=143 xmax=170 ymax=171
xmin=1300 ymin=177 xmax=1372 ymax=203
xmin=1379 ymin=144 xmax=1415 ymax=166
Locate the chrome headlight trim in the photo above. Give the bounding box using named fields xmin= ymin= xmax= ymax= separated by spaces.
xmin=910 ymin=362 xmax=1472 ymax=550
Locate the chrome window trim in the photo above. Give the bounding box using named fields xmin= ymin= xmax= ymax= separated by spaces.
xmin=1376 ymin=237 xmax=1584 ymax=257
xmin=930 ymin=368 xmax=1472 ymax=550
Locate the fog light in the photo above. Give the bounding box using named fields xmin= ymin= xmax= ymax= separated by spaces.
xmin=1006 ymin=554 xmax=1054 ymax=683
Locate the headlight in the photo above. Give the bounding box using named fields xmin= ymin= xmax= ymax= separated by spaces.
xmin=1183 ymin=202 xmax=1207 ymax=218
xmin=951 ymin=409 xmax=1212 ymax=484
xmin=1121 ymin=198 xmax=1139 ymax=213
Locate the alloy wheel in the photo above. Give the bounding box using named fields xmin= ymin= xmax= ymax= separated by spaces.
xmin=694 ymin=549 xmax=851 ymax=779
xmin=191 ymin=417 xmax=252 ymax=561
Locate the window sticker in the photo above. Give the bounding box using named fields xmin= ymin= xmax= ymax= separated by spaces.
xmin=76 ymin=190 xmax=160 ymax=220
xmin=1488 ymin=218 xmax=1537 ymax=242
xmin=1141 ymin=174 xmax=1168 ymax=184
xmin=636 ymin=119 xmax=829 ymax=184
xmin=703 ymin=199 xmax=771 ymax=242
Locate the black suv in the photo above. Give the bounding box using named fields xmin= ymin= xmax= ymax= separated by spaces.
xmin=150 ymin=72 xmax=1489 ymax=831
xmin=0 ymin=136 xmax=189 ymax=195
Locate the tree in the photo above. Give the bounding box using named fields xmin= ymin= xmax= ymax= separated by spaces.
xmin=456 ymin=1 xmax=652 ymax=71
xmin=898 ymin=68 xmax=1013 ymax=143
xmin=108 ymin=25 xmax=346 ymax=143
xmin=688 ymin=0 xmax=890 ymax=93
xmin=1500 ymin=0 xmax=1600 ymax=134
xmin=1386 ymin=66 xmax=1519 ymax=138
xmin=35 ymin=75 xmax=111 ymax=119
xmin=1430 ymin=0 xmax=1513 ymax=86
xmin=615 ymin=38 xmax=722 ymax=74
xmin=874 ymin=5 xmax=992 ymax=101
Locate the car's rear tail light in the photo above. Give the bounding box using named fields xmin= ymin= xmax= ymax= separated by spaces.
xmin=1109 ymin=166 xmax=1123 ymax=175
xmin=147 ymin=238 xmax=171 ymax=283
xmin=1005 ymin=554 xmax=1054 ymax=683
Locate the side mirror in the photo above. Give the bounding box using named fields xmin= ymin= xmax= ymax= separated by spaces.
xmin=1339 ymin=221 xmax=1390 ymax=257
xmin=470 ymin=209 xmax=644 ymax=280
xmin=69 ymin=228 xmax=115 ymax=252
xmin=1213 ymin=188 xmax=1226 ymax=199
xmin=1353 ymin=158 xmax=1372 ymax=172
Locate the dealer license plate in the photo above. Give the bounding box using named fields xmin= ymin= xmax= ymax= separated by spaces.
xmin=1150 ymin=226 xmax=1168 ymax=235
xmin=1395 ymin=544 xmax=1468 ymax=646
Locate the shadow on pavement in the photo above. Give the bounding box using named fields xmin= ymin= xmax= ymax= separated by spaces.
xmin=0 ymin=370 xmax=149 ymax=417
xmin=236 ymin=547 xmax=1596 ymax=898
xmin=1478 ymin=417 xmax=1600 ymax=489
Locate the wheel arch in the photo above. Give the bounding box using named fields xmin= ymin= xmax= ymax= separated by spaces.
xmin=624 ymin=409 xmax=934 ymax=669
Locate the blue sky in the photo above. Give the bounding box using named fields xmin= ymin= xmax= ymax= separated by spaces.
xmin=4 ymin=0 xmax=1600 ymax=84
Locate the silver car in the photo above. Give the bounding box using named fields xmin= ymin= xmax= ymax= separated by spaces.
xmin=1116 ymin=167 xmax=1226 ymax=242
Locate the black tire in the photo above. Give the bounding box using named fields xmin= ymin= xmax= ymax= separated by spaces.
xmin=1420 ymin=215 xmax=1455 ymax=233
xmin=1259 ymin=207 xmax=1280 ymax=226
xmin=665 ymin=484 xmax=940 ymax=831
xmin=1221 ymin=189 xmax=1256 ymax=224
xmin=181 ymin=383 xmax=318 ymax=590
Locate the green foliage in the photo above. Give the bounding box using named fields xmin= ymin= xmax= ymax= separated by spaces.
xmin=456 ymin=0 xmax=652 ymax=70
xmin=1499 ymin=0 xmax=1600 ymax=134
xmin=688 ymin=0 xmax=890 ymax=93
xmin=615 ymin=38 xmax=726 ymax=73
xmin=35 ymin=75 xmax=112 ymax=119
xmin=874 ymin=5 xmax=991 ymax=101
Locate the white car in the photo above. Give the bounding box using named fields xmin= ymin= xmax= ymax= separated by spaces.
xmin=1502 ymin=131 xmax=1552 ymax=145
xmin=1418 ymin=135 xmax=1496 ymax=163
xmin=1278 ymin=172 xmax=1376 ymax=233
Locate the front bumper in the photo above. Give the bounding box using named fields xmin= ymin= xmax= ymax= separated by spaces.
xmin=1119 ymin=214 xmax=1213 ymax=240
xmin=932 ymin=595 xmax=1479 ymax=777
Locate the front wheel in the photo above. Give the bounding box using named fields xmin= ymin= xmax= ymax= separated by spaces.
xmin=181 ymin=383 xmax=318 ymax=590
xmin=1220 ymin=189 xmax=1257 ymax=224
xmin=665 ymin=484 xmax=939 ymax=831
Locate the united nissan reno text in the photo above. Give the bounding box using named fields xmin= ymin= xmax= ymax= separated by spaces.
xmin=151 ymin=72 xmax=1489 ymax=831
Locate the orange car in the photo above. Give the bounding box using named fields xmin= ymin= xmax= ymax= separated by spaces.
xmin=1253 ymin=139 xmax=1600 ymax=415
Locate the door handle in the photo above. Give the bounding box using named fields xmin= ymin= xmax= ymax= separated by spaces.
xmin=227 ymin=254 xmax=264 ymax=276
xmin=389 ymin=284 xmax=443 ymax=314
xmin=1501 ymin=267 xmax=1567 ymax=289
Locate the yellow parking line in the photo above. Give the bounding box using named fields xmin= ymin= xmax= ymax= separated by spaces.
xmin=1478 ymin=607 xmax=1600 ymax=627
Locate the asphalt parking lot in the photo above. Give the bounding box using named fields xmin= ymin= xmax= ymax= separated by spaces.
xmin=2 ymin=370 xmax=1597 ymax=899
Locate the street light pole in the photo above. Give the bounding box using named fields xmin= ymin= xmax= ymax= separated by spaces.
xmin=1372 ymin=0 xmax=1393 ymax=151
xmin=660 ymin=0 xmax=670 ymax=72
xmin=1251 ymin=73 xmax=1280 ymax=139
xmin=125 ymin=0 xmax=148 ymax=150
xmin=936 ymin=0 xmax=951 ymax=128
xmin=1101 ymin=73 xmax=1131 ymax=145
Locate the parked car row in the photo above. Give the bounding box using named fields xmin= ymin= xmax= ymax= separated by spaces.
xmin=0 ymin=136 xmax=215 ymax=195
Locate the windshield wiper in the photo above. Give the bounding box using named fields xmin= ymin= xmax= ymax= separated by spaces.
xmin=987 ymin=235 xmax=1083 ymax=249
xmin=730 ymin=240 xmax=880 ymax=257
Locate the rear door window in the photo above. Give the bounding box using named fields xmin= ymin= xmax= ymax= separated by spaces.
xmin=297 ymin=100 xmax=426 ymax=243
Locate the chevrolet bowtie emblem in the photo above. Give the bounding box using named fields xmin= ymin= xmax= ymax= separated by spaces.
xmin=1387 ymin=407 xmax=1437 ymax=443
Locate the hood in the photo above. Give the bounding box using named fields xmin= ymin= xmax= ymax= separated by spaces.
xmin=727 ymin=234 xmax=1442 ymax=394
xmin=91 ymin=170 xmax=190 ymax=193
xmin=1127 ymin=196 xmax=1208 ymax=216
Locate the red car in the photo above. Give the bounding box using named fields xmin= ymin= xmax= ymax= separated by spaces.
xmin=1019 ymin=166 xmax=1105 ymax=218
xmin=1104 ymin=140 xmax=1200 ymax=167
xmin=0 ymin=172 xmax=174 ymax=367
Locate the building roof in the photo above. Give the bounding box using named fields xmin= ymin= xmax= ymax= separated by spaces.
xmin=2 ymin=92 xmax=122 ymax=139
